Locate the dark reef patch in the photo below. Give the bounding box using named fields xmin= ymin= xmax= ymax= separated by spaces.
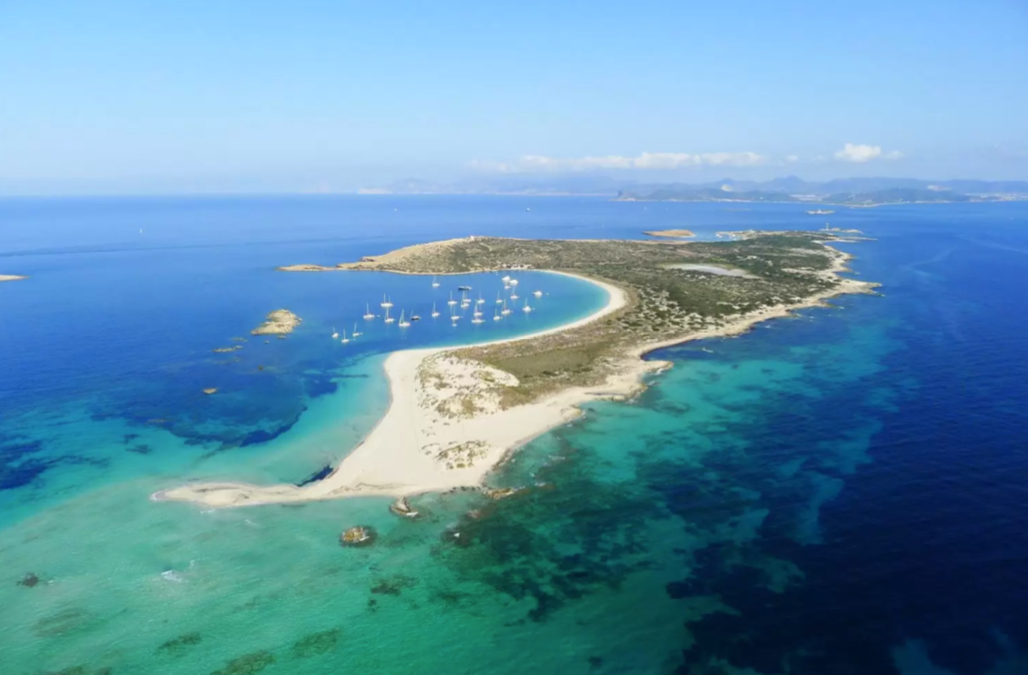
xmin=436 ymin=431 xmax=663 ymax=622
xmin=291 ymin=628 xmax=341 ymax=658
xmin=156 ymin=631 xmax=202 ymax=656
xmin=210 ymin=650 xmax=276 ymax=675
xmin=370 ymin=574 xmax=418 ymax=596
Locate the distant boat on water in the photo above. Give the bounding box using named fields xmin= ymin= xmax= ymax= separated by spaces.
xmin=381 ymin=294 xmax=393 ymax=309
xmin=399 ymin=310 xmax=410 ymax=328
xmin=331 ymin=326 xmax=339 ymax=339
xmin=533 ymin=290 xmax=543 ymax=298
xmin=384 ymin=307 xmax=395 ymax=324
xmin=432 ymin=276 xmax=440 ymax=288
xmin=363 ymin=303 xmax=375 ymax=320
xmin=431 ymin=302 xmax=440 ymax=318
xmin=447 ymin=292 xmax=457 ymax=307
xmin=522 ymin=299 xmax=533 ymax=313
xmin=340 ymin=329 xmax=350 ymax=344
xmin=351 ymin=322 xmax=362 ymax=338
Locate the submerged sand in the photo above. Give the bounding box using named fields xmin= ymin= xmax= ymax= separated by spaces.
xmin=156 ymin=253 xmax=874 ymax=509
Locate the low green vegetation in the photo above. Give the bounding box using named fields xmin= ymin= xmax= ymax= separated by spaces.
xmin=339 ymin=232 xmax=871 ymax=405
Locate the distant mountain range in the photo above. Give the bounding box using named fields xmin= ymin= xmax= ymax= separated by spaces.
xmin=362 ymin=175 xmax=1028 ymax=205
xmin=616 ymin=177 xmax=1028 ymax=206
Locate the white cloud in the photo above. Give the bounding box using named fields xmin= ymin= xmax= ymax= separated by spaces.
xmin=834 ymin=143 xmax=903 ymax=163
xmin=470 ymin=151 xmax=766 ymax=173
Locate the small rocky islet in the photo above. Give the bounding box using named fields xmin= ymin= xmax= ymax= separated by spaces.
xmin=250 ymin=309 xmax=301 ymax=336
xmin=339 ymin=525 xmax=376 ymax=547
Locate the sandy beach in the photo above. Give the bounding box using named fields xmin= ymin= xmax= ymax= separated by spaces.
xmin=155 ymin=253 xmax=875 ymax=509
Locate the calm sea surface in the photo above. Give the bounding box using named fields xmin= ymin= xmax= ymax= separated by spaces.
xmin=1 ymin=196 xmax=1026 ymax=674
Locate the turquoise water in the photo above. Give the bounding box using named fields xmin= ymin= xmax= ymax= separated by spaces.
xmin=3 ymin=197 xmax=1028 ymax=674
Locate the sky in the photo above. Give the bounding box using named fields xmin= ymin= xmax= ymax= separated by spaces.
xmin=1 ymin=0 xmax=1027 ymax=195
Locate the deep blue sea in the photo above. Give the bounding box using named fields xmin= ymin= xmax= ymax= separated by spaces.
xmin=1 ymin=196 xmax=1026 ymax=675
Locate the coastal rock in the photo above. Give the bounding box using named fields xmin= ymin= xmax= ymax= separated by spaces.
xmin=389 ymin=497 xmax=419 ymax=518
xmin=251 ymin=309 xmax=301 ymax=335
xmin=340 ymin=525 xmax=376 ymax=547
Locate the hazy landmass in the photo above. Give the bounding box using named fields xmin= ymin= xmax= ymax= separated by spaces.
xmin=360 ymin=175 xmax=1028 ymax=206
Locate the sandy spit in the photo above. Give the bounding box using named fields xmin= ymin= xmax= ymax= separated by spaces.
xmin=154 ymin=252 xmax=875 ymax=509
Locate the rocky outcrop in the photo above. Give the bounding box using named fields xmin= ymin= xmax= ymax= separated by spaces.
xmin=251 ymin=309 xmax=301 ymax=335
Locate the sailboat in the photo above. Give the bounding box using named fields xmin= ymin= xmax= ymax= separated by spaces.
xmin=340 ymin=329 xmax=350 ymax=344
xmin=331 ymin=326 xmax=339 ymax=339
xmin=501 ymin=299 xmax=511 ymax=316
xmin=431 ymin=302 xmax=440 ymax=318
xmin=380 ymin=294 xmax=393 ymax=309
xmin=471 ymin=313 xmax=484 ymax=324
xmin=476 ymin=292 xmax=485 ymax=305
xmin=501 ymin=275 xmax=511 ymax=282
xmin=493 ymin=307 xmax=502 ymax=321
xmin=509 ymin=278 xmax=519 ymax=286
xmin=450 ymin=306 xmax=460 ymax=323
xmin=384 ymin=307 xmax=395 ymax=324
xmin=363 ymin=303 xmax=375 ymax=320
xmin=533 ymin=290 xmax=543 ymax=298
xmin=431 ymin=276 xmax=440 ymax=288
xmin=522 ymin=299 xmax=533 ymax=313
xmin=351 ymin=322 xmax=362 ymax=338
xmin=510 ymin=290 xmax=519 ymax=300
xmin=398 ymin=310 xmax=411 ymax=328
xmin=447 ymin=292 xmax=457 ymax=307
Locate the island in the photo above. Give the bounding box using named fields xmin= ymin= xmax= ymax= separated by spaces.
xmin=643 ymin=229 xmax=695 ymax=238
xmin=251 ymin=309 xmax=302 ymax=335
xmin=155 ymin=231 xmax=878 ymax=509
xmin=0 ymin=275 xmax=27 ymax=282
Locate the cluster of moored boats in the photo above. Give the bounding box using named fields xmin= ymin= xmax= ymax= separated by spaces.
xmin=331 ymin=274 xmax=544 ymax=344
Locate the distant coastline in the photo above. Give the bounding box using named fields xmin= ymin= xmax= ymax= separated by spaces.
xmin=157 ymin=231 xmax=879 ymax=510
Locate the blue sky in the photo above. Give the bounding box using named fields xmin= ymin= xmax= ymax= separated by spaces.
xmin=2 ymin=0 xmax=1027 ymax=194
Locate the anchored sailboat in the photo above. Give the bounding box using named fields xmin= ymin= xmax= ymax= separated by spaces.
xmin=363 ymin=303 xmax=375 ymax=320
xmin=340 ymin=329 xmax=350 ymax=344
xmin=431 ymin=275 xmax=440 ymax=288
xmin=399 ymin=310 xmax=411 ymax=328
xmin=522 ymin=299 xmax=532 ymax=313
xmin=352 ymin=322 xmax=362 ymax=338
xmin=384 ymin=307 xmax=395 ymax=324
xmin=380 ymin=294 xmax=393 ymax=309
xmin=431 ymin=302 xmax=440 ymax=318
xmin=331 ymin=326 xmax=339 ymax=339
